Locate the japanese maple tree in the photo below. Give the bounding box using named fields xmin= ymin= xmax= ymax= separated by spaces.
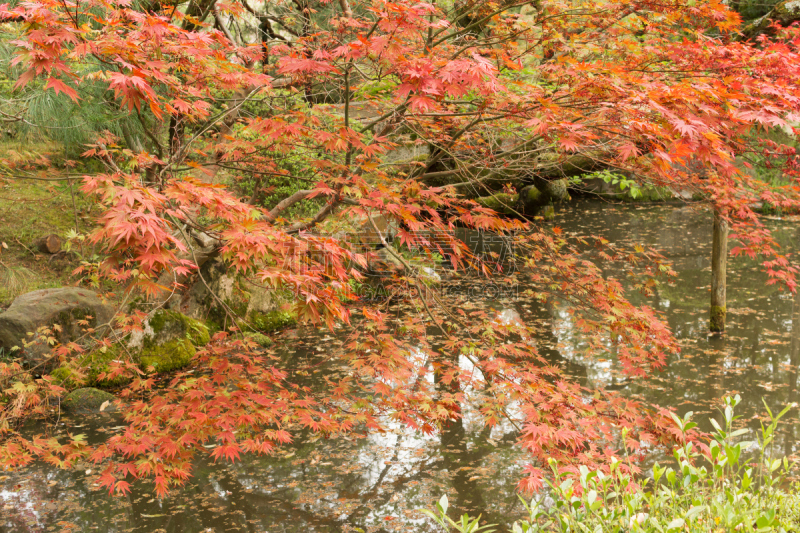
xmin=0 ymin=0 xmax=799 ymax=496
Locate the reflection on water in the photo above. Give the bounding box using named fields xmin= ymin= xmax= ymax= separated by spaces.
xmin=3 ymin=201 xmax=799 ymax=532
xmin=550 ymin=202 xmax=800 ymax=444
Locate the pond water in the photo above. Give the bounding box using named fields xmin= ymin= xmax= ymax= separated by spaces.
xmin=2 ymin=201 xmax=799 ymax=532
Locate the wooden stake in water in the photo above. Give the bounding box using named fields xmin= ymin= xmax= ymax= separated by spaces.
xmin=710 ymin=209 xmax=728 ymax=333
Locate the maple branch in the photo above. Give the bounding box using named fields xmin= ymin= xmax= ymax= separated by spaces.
xmin=163 ymin=85 xmax=262 ymax=176
xmin=134 ymin=109 xmax=164 ymax=160
xmin=358 ymin=99 xmax=410 ymax=134
xmin=417 ymin=144 xmax=602 ymax=184
xmin=241 ymin=0 xmax=299 ymax=37
xmin=337 ymin=0 xmax=353 ymax=18
xmin=213 ymin=5 xmax=238 ymax=45
xmin=168 ymin=219 xmax=255 ymax=332
xmin=263 ymin=189 xmax=313 ymax=222
xmin=286 ymin=197 xmax=341 ymax=234
xmin=430 ymin=0 xmax=529 ymax=48
xmin=740 ymin=0 xmax=800 ymax=40
xmin=408 ymin=115 xmax=486 ymax=181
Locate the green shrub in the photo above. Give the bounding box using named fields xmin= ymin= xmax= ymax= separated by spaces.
xmin=426 ymin=396 xmax=799 ymax=533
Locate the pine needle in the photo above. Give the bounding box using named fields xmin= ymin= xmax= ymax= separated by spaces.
xmin=0 ymin=262 xmax=34 ymax=299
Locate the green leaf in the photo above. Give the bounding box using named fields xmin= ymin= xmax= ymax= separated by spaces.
xmin=666 ymin=518 xmax=685 ymax=530
xmin=439 ymin=494 xmax=449 ymax=514
xmin=685 ymin=505 xmax=705 ymax=520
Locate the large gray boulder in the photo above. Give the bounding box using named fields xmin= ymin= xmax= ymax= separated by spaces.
xmin=0 ymin=288 xmax=114 ymax=368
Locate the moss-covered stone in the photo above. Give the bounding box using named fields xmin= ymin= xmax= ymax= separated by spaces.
xmin=50 ymin=311 xmax=211 ymax=389
xmin=249 ymin=309 xmax=297 ymax=333
xmin=146 ymin=310 xmax=210 ymax=347
xmin=244 ymin=332 xmax=274 ymax=347
xmin=51 ymin=365 xmax=80 ymax=389
xmin=475 ymin=192 xmax=518 ymax=216
xmin=129 ymin=310 xmax=209 ymax=373
xmin=139 ymin=337 xmax=195 ymax=373
xmin=539 ymin=178 xmax=571 ymax=203
xmin=525 ymin=185 xmax=542 ymax=204
xmin=59 ymin=344 xmax=132 ymax=388
xmin=62 ymin=387 xmax=116 ymax=414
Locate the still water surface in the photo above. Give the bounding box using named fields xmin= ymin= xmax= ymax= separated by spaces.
xmin=2 ymin=201 xmax=799 ymax=532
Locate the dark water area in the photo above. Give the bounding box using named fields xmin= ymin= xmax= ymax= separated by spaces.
xmin=3 ymin=201 xmax=799 ymax=532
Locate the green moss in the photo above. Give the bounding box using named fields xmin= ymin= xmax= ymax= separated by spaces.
xmin=710 ymin=305 xmax=726 ymax=333
xmin=50 ymin=311 xmax=210 ymax=388
xmin=204 ymin=317 xmax=223 ymax=335
xmin=187 ymin=319 xmax=210 ymax=345
xmin=526 ymin=186 xmax=542 ymax=204
xmin=52 ymin=343 xmax=130 ymax=389
xmin=147 ymin=310 xmax=210 ymax=347
xmin=51 ymin=365 xmax=79 ymax=390
xmin=139 ymin=337 xmax=196 ymax=373
xmin=475 ymin=193 xmax=518 ymax=216
xmin=62 ymin=387 xmax=115 ymax=414
xmin=86 ymin=344 xmax=131 ymax=387
xmin=135 ymin=310 xmax=208 ymax=373
xmin=250 ymin=309 xmax=297 ymax=333
xmin=245 ymin=332 xmax=274 ymax=347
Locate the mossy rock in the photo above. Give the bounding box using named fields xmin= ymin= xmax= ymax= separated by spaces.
xmin=518 ymin=185 xmax=543 ymax=214
xmin=0 ymin=288 xmax=114 ymax=368
xmin=144 ymin=310 xmax=210 ymax=347
xmin=475 ymin=193 xmax=518 ymax=216
xmin=177 ymin=257 xmax=297 ymax=334
xmin=139 ymin=337 xmax=196 ymax=373
xmin=249 ymin=310 xmax=297 ymax=333
xmin=51 ymin=310 xmax=210 ymax=389
xmin=51 ymin=365 xmax=82 ymax=390
xmin=538 ymin=178 xmax=571 ymax=203
xmin=126 ymin=309 xmax=210 ymax=375
xmin=61 ymin=387 xmax=116 ymax=415
xmin=524 ymin=184 xmax=542 ymax=204
xmin=244 ymin=332 xmax=274 ymax=347
xmin=51 ymin=343 xmax=135 ymax=389
xmin=540 ymin=205 xmax=556 ymax=219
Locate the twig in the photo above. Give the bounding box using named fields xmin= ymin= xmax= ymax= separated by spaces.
xmin=14 ymin=237 xmax=37 ymax=257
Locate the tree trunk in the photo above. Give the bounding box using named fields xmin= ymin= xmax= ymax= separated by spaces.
xmin=710 ymin=210 xmax=728 ymax=333
xmin=34 ymin=234 xmax=61 ymax=254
